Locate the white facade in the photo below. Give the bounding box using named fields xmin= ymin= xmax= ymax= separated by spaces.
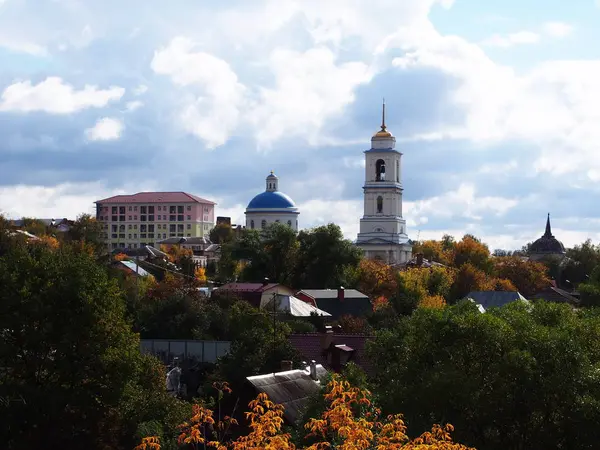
xmin=356 ymin=105 xmax=412 ymax=264
xmin=245 ymin=172 xmax=300 ymax=231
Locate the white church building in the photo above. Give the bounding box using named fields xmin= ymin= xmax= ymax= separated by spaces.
xmin=245 ymin=171 xmax=300 ymax=231
xmin=355 ymin=104 xmax=412 ymax=264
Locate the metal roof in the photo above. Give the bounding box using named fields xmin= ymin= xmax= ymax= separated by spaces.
xmin=247 ymin=365 xmax=328 ymax=424
xmin=119 ymin=260 xmax=150 ymax=277
xmin=298 ymin=289 xmax=368 ymax=299
xmin=465 ymin=291 xmax=528 ymax=310
xmin=261 ymin=294 xmax=331 ymax=317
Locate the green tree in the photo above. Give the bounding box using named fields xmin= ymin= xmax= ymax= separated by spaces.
xmin=369 ymin=300 xmax=600 ymax=450
xmin=562 ymin=239 xmax=600 ymax=287
xmin=578 ymin=266 xmax=600 ymax=307
xmin=18 ymin=217 xmax=48 ymax=236
xmin=0 ymin=236 xmax=185 ymax=449
xmin=293 ymin=223 xmax=362 ymax=288
xmin=209 ymin=223 xmax=236 ymax=244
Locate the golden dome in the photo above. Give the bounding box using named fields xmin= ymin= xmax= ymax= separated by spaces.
xmin=373 ymin=128 xmax=392 ymax=138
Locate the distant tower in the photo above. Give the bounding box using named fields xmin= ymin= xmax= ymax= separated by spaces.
xmin=355 ymin=101 xmax=412 ymax=264
xmin=528 ymin=213 xmax=566 ymax=261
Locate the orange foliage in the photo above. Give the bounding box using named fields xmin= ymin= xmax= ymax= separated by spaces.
xmin=372 ymin=295 xmax=389 ymax=311
xmin=114 ymin=253 xmax=129 ymax=261
xmin=134 ymin=436 xmax=161 ymax=450
xmin=160 ymin=244 xmax=193 ymax=263
xmin=485 ymin=278 xmax=517 ymax=292
xmin=452 ymin=235 xmax=492 ymax=272
xmin=338 ymin=314 xmax=369 ymax=334
xmin=452 ymin=263 xmax=490 ymax=299
xmin=139 ymin=377 xmax=474 ymax=450
xmin=36 ymin=235 xmax=60 ymax=250
xmin=493 ymin=256 xmax=550 ymax=297
xmin=356 ymin=258 xmax=397 ymax=300
xmin=418 ymin=294 xmax=447 ymax=309
xmin=412 ymin=240 xmax=450 ymax=265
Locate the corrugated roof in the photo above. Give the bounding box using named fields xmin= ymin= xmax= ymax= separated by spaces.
xmin=157 ymin=236 xmax=212 ymax=245
xmin=464 ymin=291 xmax=528 ymax=310
xmin=119 ymin=260 xmax=150 ymax=277
xmin=247 ymin=365 xmax=328 ymax=424
xmin=95 ymin=192 xmax=216 ymax=204
xmin=219 ymin=282 xmax=280 ymax=292
xmin=261 ymin=295 xmax=331 ymax=317
xmin=298 ymin=289 xmax=368 ymax=299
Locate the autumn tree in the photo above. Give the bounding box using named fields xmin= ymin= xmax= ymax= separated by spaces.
xmin=493 ymin=256 xmax=550 ymax=297
xmin=451 ymin=263 xmax=516 ymax=301
xmin=209 ymin=223 xmax=236 ymax=244
xmin=355 ymin=258 xmax=397 ymax=300
xmin=393 ymin=266 xmax=454 ymax=315
xmin=412 ymin=239 xmax=450 ymax=265
xmin=17 ymin=217 xmax=48 ymax=236
xmin=66 ymin=213 xmax=104 ymax=254
xmin=451 ymin=234 xmax=493 ymax=273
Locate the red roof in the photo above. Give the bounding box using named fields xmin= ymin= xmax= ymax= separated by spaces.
xmin=218 ymin=282 xmax=280 ymax=292
xmin=288 ymin=333 xmax=376 ymax=376
xmin=95 ymin=191 xmax=216 ymax=204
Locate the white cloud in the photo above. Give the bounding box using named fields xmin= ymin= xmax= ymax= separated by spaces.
xmin=0 ymin=181 xmax=155 ymax=220
xmin=133 ymin=84 xmax=148 ymax=96
xmin=250 ymin=47 xmax=372 ymax=146
xmin=543 ymin=21 xmax=573 ymax=38
xmin=85 ymin=117 xmax=124 ymax=141
xmin=0 ymin=77 xmax=125 ymax=114
xmin=151 ymin=36 xmax=245 ymax=149
xmin=482 ymin=31 xmax=540 ymax=48
xmin=125 ymin=100 xmax=143 ymax=112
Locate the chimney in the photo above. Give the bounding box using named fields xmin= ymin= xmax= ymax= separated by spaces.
xmin=416 ymin=253 xmax=424 ymax=266
xmin=262 ymin=277 xmax=270 ymax=287
xmin=309 ymin=360 xmax=318 ymax=381
xmin=280 ymin=360 xmax=293 ymax=372
xmin=321 ymin=325 xmax=334 ymax=350
xmin=337 ymin=286 xmax=345 ymax=302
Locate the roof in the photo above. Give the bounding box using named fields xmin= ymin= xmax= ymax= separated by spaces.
xmin=118 ymin=260 xmax=150 ymax=277
xmin=530 ymin=286 xmax=580 ymax=305
xmin=247 ymin=191 xmax=296 ymax=209
xmin=298 ymin=289 xmax=368 ymax=300
xmin=157 ymin=236 xmax=212 ymax=245
xmin=10 ymin=218 xmax=72 ymax=227
xmin=261 ymin=294 xmax=331 ymax=317
xmin=247 ymin=365 xmax=328 ymax=424
xmin=205 ymin=244 xmax=221 ymax=252
xmin=289 ymin=334 xmax=375 ymax=376
xmin=218 ymin=282 xmax=281 ymax=292
xmin=530 ymin=214 xmax=565 ymax=254
xmin=96 ymin=191 xmax=216 ymax=205
xmin=464 ymin=291 xmax=528 ymax=310
xmin=112 ymin=245 xmax=169 ymax=259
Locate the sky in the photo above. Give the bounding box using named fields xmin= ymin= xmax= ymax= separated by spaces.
xmin=1 ymin=0 xmax=600 ymax=251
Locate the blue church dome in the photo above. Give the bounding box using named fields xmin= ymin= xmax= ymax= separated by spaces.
xmin=247 ymin=191 xmax=296 ymax=209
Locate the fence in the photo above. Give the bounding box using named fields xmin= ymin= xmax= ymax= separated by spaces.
xmin=140 ymin=339 xmax=231 ymax=365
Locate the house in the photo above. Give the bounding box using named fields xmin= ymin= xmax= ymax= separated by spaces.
xmin=289 ymin=328 xmax=375 ymax=376
xmin=10 ymin=217 xmax=73 ymax=233
xmin=157 ymin=236 xmax=212 ymax=266
xmin=530 ymin=284 xmax=580 ymax=306
xmin=261 ymin=294 xmax=331 ymax=317
xmin=95 ymin=191 xmax=216 ymax=251
xmin=113 ymin=259 xmax=151 ymax=278
xmin=464 ymin=291 xmax=528 ymax=312
xmin=296 ymin=287 xmax=371 ymax=319
xmin=246 ymin=360 xmax=328 ymax=424
xmin=212 ymin=281 xmax=295 ymax=308
xmin=111 ymin=245 xmax=169 ymax=261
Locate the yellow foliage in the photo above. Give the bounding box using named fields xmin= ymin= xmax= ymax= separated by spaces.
xmin=195 ymin=267 xmax=207 ymax=284
xmin=398 ymin=266 xmax=454 ymax=304
xmin=357 ymin=258 xmax=397 ymax=300
xmin=36 ymin=235 xmax=60 ymax=250
xmin=137 ymin=377 xmax=474 ymax=450
xmin=418 ymin=294 xmax=447 ymax=309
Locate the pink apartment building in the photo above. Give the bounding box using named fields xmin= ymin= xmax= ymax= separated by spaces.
xmin=95 ymin=192 xmax=216 ymax=250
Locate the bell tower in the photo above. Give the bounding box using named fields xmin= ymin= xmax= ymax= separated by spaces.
xmin=356 ymin=101 xmax=412 ymax=264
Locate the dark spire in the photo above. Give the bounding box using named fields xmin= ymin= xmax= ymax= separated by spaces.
xmin=381 ymin=98 xmax=386 ymax=132
xmin=544 ymin=213 xmax=553 ymax=238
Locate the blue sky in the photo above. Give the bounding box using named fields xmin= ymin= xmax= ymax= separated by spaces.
xmin=1 ymin=0 xmax=600 ymax=250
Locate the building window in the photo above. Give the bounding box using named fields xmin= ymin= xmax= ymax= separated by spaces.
xmin=128 ymin=206 xmax=132 ymax=211
xmin=287 ymin=220 xmax=292 ymax=227
xmin=140 ymin=206 xmax=147 ymax=214
xmin=134 ymin=215 xmax=137 ymax=220
xmin=112 ymin=215 xmax=117 ymax=222
xmin=204 ymin=206 xmax=209 ymax=212
xmin=177 ymin=215 xmax=184 ymax=221
xmin=128 ymin=234 xmax=132 ymax=239
xmin=377 ymin=196 xmax=383 ymax=213
xmin=134 ymin=206 xmax=138 ymax=211
xmin=119 ymin=206 xmax=126 ymax=214
xmin=187 ymin=224 xmax=191 ymax=229
xmin=396 ymin=160 xmax=400 ymax=183
xmin=128 ymin=216 xmax=132 ymax=220
xmin=128 ymin=224 xmax=132 ymax=230
xmin=177 ymin=205 xmax=184 ymax=213
xmin=187 ymin=233 xmax=191 ymax=237
xmin=251 ymin=220 xmax=255 ymax=229
xmin=119 ymin=225 xmax=125 ymax=232
xmin=148 ymin=224 xmax=154 ymax=232
xmin=140 ymin=225 xmax=147 ymax=232
xmin=170 ymin=206 xmax=176 ymax=214
xmin=158 ymin=206 xmax=161 ymax=211
xmin=112 ymin=206 xmax=117 ymax=214
xmin=177 ymin=224 xmax=184 ymax=232
xmin=140 ymin=215 xmax=147 ymax=222
xmin=169 ymin=224 xmax=176 ymax=233
xmin=261 ymin=220 xmax=267 ymax=229
xmin=187 ymin=205 xmax=191 ymax=211
xmin=376 ymin=159 xmax=386 ymax=181
xmin=170 ymin=215 xmax=176 ymax=221
xmin=275 ymin=219 xmax=280 ymax=223
xmin=203 ymin=215 xmax=208 ymax=221
xmin=187 ymin=215 xmax=191 ymax=220
xmin=111 ymin=225 xmax=117 ymax=232
xmin=133 ymin=225 xmax=138 ymax=229
xmin=148 ymin=206 xmax=154 ymax=213
xmin=148 ymin=215 xmax=154 ymax=221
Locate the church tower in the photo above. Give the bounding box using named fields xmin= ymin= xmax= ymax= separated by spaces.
xmin=356 ymin=102 xmax=412 ymax=264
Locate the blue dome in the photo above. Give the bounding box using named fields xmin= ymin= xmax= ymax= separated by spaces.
xmin=247 ymin=191 xmax=296 ymax=209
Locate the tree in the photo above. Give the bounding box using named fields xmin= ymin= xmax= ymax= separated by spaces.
xmin=355 ymin=258 xmax=397 ymax=300
xmin=562 ymin=239 xmax=600 ymax=287
xmin=18 ymin=217 xmax=48 ymax=236
xmin=451 ymin=263 xmax=490 ymax=300
xmin=578 ymin=266 xmax=600 ymax=307
xmin=368 ymin=301 xmax=600 ymax=450
xmin=493 ymin=256 xmax=550 ymax=297
xmin=66 ymin=213 xmax=104 ymax=253
xmin=293 ymin=224 xmax=362 ymax=289
xmin=209 ymin=223 xmax=236 ymax=244
xmin=412 ymin=239 xmax=450 ymax=264
xmin=0 ymin=236 xmax=187 ymax=449
xmin=451 ymin=235 xmax=492 ymax=273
